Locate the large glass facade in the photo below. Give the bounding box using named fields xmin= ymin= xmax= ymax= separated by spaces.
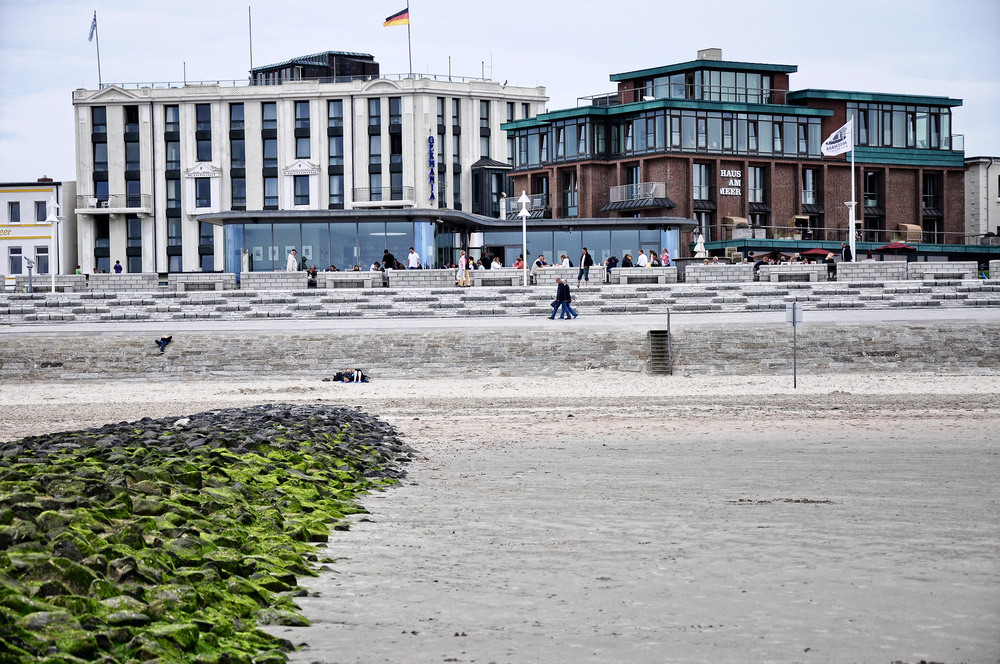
xmin=513 ymin=109 xmax=824 ymax=168
xmin=223 ymin=222 xmax=675 ymax=275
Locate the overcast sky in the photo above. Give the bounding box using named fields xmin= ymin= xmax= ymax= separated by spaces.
xmin=1 ymin=0 xmax=998 ymax=183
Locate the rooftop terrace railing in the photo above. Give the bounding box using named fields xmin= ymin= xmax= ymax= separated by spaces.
xmin=578 ymin=84 xmax=790 ymax=107
xmin=98 ymin=72 xmax=495 ymax=91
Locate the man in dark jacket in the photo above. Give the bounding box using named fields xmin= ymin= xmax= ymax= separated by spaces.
xmin=577 ymin=247 xmax=595 ymax=287
xmin=841 ymin=242 xmax=853 ymax=262
xmin=549 ymin=278 xmax=579 ymax=319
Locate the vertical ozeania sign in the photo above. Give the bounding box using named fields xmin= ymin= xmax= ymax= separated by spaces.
xmin=428 ymin=136 xmax=436 ymax=202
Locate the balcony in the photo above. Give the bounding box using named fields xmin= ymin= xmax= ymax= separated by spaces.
xmin=601 ymin=182 xmax=677 ymax=213
xmin=352 ymin=186 xmax=414 ymax=208
xmin=503 ymin=193 xmax=549 ymax=219
xmin=76 ymin=194 xmax=152 ymax=216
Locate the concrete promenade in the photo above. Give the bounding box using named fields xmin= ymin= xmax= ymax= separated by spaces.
xmin=4 ymin=307 xmax=999 ymax=381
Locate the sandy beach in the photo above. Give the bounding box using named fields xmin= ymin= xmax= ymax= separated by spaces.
xmin=3 ymin=373 xmax=999 ymax=663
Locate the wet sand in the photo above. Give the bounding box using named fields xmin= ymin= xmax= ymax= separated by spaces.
xmin=3 ymin=374 xmax=998 ymax=663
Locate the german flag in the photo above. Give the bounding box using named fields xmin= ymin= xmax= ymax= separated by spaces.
xmin=383 ymin=8 xmax=409 ymax=26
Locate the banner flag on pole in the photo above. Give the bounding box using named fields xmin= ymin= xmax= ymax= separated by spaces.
xmin=88 ymin=12 xmax=97 ymax=41
xmin=821 ymin=120 xmax=853 ymax=156
xmin=383 ymin=8 xmax=409 ymax=26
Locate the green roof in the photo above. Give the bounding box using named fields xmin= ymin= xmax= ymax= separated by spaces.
xmin=788 ymin=89 xmax=963 ymax=108
xmin=853 ymin=146 xmax=966 ymax=167
xmin=611 ymin=59 xmax=797 ymax=82
xmin=501 ymin=97 xmax=832 ymax=133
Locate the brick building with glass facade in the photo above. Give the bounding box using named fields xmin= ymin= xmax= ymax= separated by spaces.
xmin=503 ymin=49 xmax=968 ymax=259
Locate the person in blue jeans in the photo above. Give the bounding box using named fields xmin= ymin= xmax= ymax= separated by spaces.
xmin=549 ymin=278 xmax=578 ymax=319
xmin=577 ymin=247 xmax=594 ymax=287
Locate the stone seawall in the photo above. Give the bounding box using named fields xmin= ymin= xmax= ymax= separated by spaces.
xmin=4 ymin=322 xmax=997 ymax=381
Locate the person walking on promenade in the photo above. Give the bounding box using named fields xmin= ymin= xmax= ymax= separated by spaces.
xmin=287 ymin=249 xmax=298 ymax=272
xmin=406 ymin=247 xmax=421 ymax=269
xmin=549 ymin=278 xmax=578 ymax=319
xmin=577 ymin=247 xmax=594 ymax=287
xmin=457 ymin=250 xmax=470 ymax=287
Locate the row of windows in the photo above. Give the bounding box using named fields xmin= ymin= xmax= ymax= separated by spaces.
xmin=848 ymin=103 xmax=953 ymax=150
xmin=634 ymin=70 xmax=775 ymax=105
xmin=548 ymin=163 xmax=946 ymax=218
xmin=7 ymin=246 xmax=49 ymax=275
xmin=5 ymin=201 xmax=48 ymax=223
xmin=515 ymin=111 xmax=825 ymax=169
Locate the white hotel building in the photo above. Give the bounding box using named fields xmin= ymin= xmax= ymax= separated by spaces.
xmin=72 ymin=51 xmax=547 ymax=273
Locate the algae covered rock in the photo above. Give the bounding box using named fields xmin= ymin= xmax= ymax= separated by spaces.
xmin=0 ymin=404 xmax=415 ymax=663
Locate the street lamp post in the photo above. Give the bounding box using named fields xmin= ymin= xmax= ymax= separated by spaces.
xmin=517 ymin=191 xmax=531 ymax=286
xmin=46 ymin=194 xmax=60 ymax=292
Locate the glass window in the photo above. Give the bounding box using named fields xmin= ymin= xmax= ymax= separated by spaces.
xmin=452 ymin=99 xmax=460 ymax=126
xmin=329 ymin=174 xmax=344 ymax=207
xmin=436 ymin=97 xmax=446 ymax=125
xmin=126 ymin=180 xmax=141 ymax=207
xmin=9 ymin=247 xmax=22 ymax=274
xmin=127 ymin=216 xmax=143 ymax=248
xmin=370 ymin=173 xmax=382 ymax=201
xmin=330 ymin=222 xmax=357 ymax=269
xmin=244 ymin=223 xmax=273 ymax=271
xmin=125 ymin=141 xmax=140 ymax=170
xmin=263 ymin=138 xmax=277 ymax=168
xmin=328 ymin=100 xmax=343 ymax=127
xmin=167 ymin=218 xmax=183 ymax=247
xmin=748 ymin=167 xmax=764 ymax=203
xmin=262 ymin=102 xmax=277 ymax=130
xmin=296 ymin=136 xmax=310 ymax=159
xmin=301 ymin=222 xmax=331 ymax=270
xmin=369 ymin=134 xmax=382 ymax=165
xmin=802 ymin=169 xmax=817 ymax=205
xmin=92 ymin=107 xmax=106 ymax=134
xmin=232 ymin=177 xmax=246 ymax=207
xmin=94 ymin=143 xmax=108 ymax=171
xmin=329 ymin=135 xmax=343 ymax=166
xmin=389 ymin=97 xmax=401 ymax=125
xmin=8 ymin=202 xmax=20 ymax=223
xmin=197 ymin=138 xmax=211 ymax=161
xmin=562 ymin=171 xmax=578 ymax=218
xmin=230 ymin=103 xmax=244 ymax=131
xmin=264 ymin=176 xmax=278 ymax=208
xmin=196 ymin=178 xmax=211 ymax=207
xmin=294 ymin=175 xmax=309 ymax=205
xmin=693 ymin=163 xmax=709 ymax=199
xmin=506 ymin=102 xmax=515 ymax=123
xmin=125 ymin=106 xmax=140 ymax=133
xmin=196 ymin=104 xmax=211 ymax=131
xmin=295 ymin=101 xmax=310 ymax=130
xmin=164 ymin=105 xmax=179 ymax=132
xmin=368 ymin=98 xmax=381 ymax=126
xmin=35 ymin=201 xmax=46 ymax=222
xmin=166 ymin=179 xmax=181 ymax=208
xmin=231 ymin=138 xmax=245 ymax=168
xmin=166 ymin=141 xmax=180 ymax=170
xmin=480 ymin=100 xmax=490 ymax=129
xmin=359 ymin=222 xmax=386 ymax=263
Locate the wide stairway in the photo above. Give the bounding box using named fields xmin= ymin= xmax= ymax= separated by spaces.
xmin=4 ymin=279 xmax=1000 ymax=324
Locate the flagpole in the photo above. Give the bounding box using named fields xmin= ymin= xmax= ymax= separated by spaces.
xmin=94 ymin=12 xmax=102 ymax=88
xmin=405 ymin=0 xmax=413 ymax=77
xmin=848 ymin=117 xmax=856 ymax=263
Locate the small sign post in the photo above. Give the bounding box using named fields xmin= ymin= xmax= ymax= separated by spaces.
xmin=785 ymin=302 xmax=803 ymax=388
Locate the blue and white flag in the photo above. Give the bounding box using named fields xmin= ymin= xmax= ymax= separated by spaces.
xmin=88 ymin=12 xmax=97 ymax=42
xmin=821 ymin=119 xmax=853 ymax=156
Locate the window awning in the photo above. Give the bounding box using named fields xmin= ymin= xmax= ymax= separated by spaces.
xmin=864 ymin=206 xmax=884 ymax=217
xmin=922 ymin=208 xmax=943 ymax=219
xmin=722 ymin=216 xmax=748 ymax=226
xmin=693 ymin=199 xmax=716 ymax=211
xmin=600 ymin=197 xmax=677 ymax=213
xmin=801 ymin=204 xmax=825 ymax=214
xmin=748 ymin=202 xmax=771 ymax=213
